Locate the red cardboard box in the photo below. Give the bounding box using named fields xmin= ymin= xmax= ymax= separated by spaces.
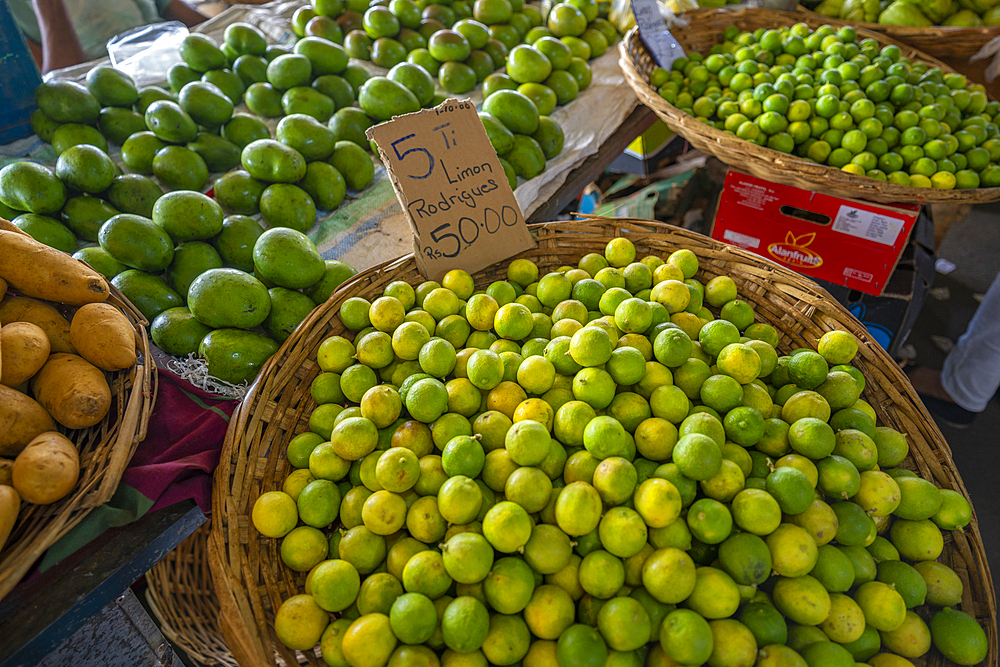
xmin=711 ymin=171 xmax=920 ymax=297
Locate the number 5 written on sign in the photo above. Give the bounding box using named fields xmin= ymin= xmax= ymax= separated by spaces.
xmin=392 ymin=133 xmax=434 ymax=179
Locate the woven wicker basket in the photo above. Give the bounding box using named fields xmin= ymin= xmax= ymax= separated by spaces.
xmin=619 ymin=7 xmax=1000 ymax=205
xmin=209 ymin=217 xmax=996 ymax=667
xmin=147 ymin=521 xmax=239 ymax=667
xmin=797 ymin=6 xmax=1000 ymax=60
xmin=0 ymin=282 xmax=156 ymax=601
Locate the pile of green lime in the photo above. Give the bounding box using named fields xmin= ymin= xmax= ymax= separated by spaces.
xmin=251 ymin=236 xmax=987 ymax=667
xmin=649 ymin=22 xmax=1000 ymax=189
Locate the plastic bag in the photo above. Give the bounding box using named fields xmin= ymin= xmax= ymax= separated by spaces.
xmin=107 ymin=20 xmax=189 ymax=87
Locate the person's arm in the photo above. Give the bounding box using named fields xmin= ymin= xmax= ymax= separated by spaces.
xmin=30 ymin=0 xmax=86 ymax=73
xmin=161 ymin=0 xmax=208 ymax=27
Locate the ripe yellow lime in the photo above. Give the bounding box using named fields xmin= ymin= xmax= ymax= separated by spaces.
xmin=275 ymin=593 xmax=330 ymax=651
xmin=342 ymin=613 xmax=398 ymax=667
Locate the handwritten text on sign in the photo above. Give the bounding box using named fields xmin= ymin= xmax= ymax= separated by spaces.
xmin=367 ymin=99 xmax=535 ymax=280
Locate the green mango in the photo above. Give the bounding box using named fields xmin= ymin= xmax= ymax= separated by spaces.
xmin=879 ymin=1 xmax=933 ymax=24
xmin=12 ymin=213 xmax=77 ymax=252
xmin=294 ymin=36 xmax=350 ymax=76
xmin=506 ymin=134 xmax=546 ymax=179
xmin=112 ymin=270 xmax=183 ymax=322
xmin=265 ymin=45 xmax=292 ymax=62
xmin=329 ymin=141 xmax=374 ymax=191
xmin=106 ymin=174 xmax=164 ymax=218
xmin=305 ymin=259 xmax=358 ymax=304
xmin=121 ymin=132 xmax=167 ymax=174
xmin=277 ymin=113 xmax=336 ymax=161
xmin=263 ymin=287 xmax=317 ymax=342
xmin=187 ymin=267 xmax=271 ymax=329
xmin=299 ymin=161 xmax=346 ymax=211
xmin=213 ymin=214 xmax=265 ymax=272
xmin=150 ymin=307 xmax=214 ymax=357
xmin=85 ymin=65 xmax=139 ymax=107
xmin=98 ymin=107 xmax=147 ymax=145
xmin=329 ymin=107 xmax=373 ymax=148
xmin=187 ymin=132 xmax=242 ymax=173
xmin=234 ymin=55 xmax=269 ymax=87
xmin=73 ymin=246 xmax=128 ymax=279
xmin=222 ymin=114 xmax=271 ymax=148
xmin=224 ymin=22 xmax=268 ymax=56
xmin=51 ymin=123 xmax=108 ymax=155
xmin=281 ymin=87 xmax=336 ymax=122
xmin=61 ymin=195 xmax=120 ymax=242
xmin=313 ymin=75 xmax=355 ymax=109
xmin=202 ymin=69 xmax=246 ymax=105
xmin=259 ymin=183 xmax=317 ymax=232
xmin=388 ymin=62 xmax=436 ymax=106
xmin=483 ymin=89 xmax=539 ymax=135
xmin=241 ymin=139 xmax=308 ymax=183
xmin=152 ymin=190 xmax=224 ymax=243
xmin=245 ymin=83 xmax=285 ymax=118
xmin=213 ymin=170 xmax=265 ymax=216
xmin=479 ymin=111 xmax=514 ymax=156
xmin=342 ymin=64 xmax=372 ymax=96
xmin=99 ymin=213 xmax=175 ymax=272
xmin=152 ymin=145 xmax=209 ymax=192
xmin=30 ymin=109 xmax=61 ymax=143
xmin=267 ymin=53 xmax=313 ymax=90
xmin=168 ymin=64 xmax=202 ymax=93
xmin=220 ymin=42 xmax=239 ymax=66
xmin=165 ymin=241 xmax=224 ymax=296
xmin=252 ymin=226 xmax=325 ymax=289
xmin=135 ymin=86 xmax=174 ymax=114
xmin=34 ymin=80 xmax=100 ymax=125
xmin=55 ymin=144 xmax=116 ymax=194
xmin=198 ymin=328 xmax=279 ymax=384
xmin=358 ymin=76 xmax=420 ymax=121
xmin=180 ymin=33 xmax=228 ymax=72
xmin=532 ymin=115 xmax=564 ymax=160
xmin=0 ymin=162 xmax=66 ymax=214
xmin=178 ymin=81 xmax=234 ymax=129
xmin=499 ymin=156 xmax=516 ymax=189
xmin=145 ymin=100 xmax=199 ymax=144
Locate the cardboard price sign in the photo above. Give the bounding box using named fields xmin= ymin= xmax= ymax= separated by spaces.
xmin=367 ymin=99 xmax=535 ymax=280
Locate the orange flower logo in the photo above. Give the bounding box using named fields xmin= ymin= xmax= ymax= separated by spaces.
xmin=767 ymin=232 xmax=823 ymax=269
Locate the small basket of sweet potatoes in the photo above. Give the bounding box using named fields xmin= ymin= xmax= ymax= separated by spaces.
xmin=0 ymin=220 xmax=156 ymax=601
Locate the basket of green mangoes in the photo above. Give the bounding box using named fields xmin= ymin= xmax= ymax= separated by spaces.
xmin=619 ymin=7 xmax=1000 ymax=204
xmin=797 ymin=0 xmax=1000 ymax=60
xmin=208 ymin=216 xmax=995 ymax=667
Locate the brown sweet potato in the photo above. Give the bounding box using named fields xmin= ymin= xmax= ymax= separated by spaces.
xmin=0 ymin=230 xmax=109 ymax=305
xmin=0 ymin=295 xmax=75 ymax=354
xmin=0 ymin=321 xmax=50 ymax=386
xmin=0 ymin=484 xmax=18 ymax=551
xmin=70 ymin=303 xmax=136 ymax=371
xmin=0 ymin=384 xmax=57 ymax=457
xmin=0 ymin=219 xmax=29 ymax=237
xmin=13 ymin=431 xmax=79 ymax=504
xmin=31 ymin=353 xmax=111 ymax=429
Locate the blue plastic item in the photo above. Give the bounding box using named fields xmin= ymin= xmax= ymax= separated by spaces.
xmin=0 ymin=0 xmax=42 ymax=144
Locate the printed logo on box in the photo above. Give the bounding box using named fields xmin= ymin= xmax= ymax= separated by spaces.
xmin=767 ymin=232 xmax=823 ymax=269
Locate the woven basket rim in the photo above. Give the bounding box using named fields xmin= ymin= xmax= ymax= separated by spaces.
xmin=0 ymin=278 xmax=157 ymax=602
xmin=619 ymin=7 xmax=1000 ymax=205
xmin=209 ymin=216 xmax=996 ymax=667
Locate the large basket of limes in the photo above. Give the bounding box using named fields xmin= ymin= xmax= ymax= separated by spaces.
xmin=619 ymin=7 xmax=1000 ymax=204
xmin=794 ymin=6 xmax=1000 ymax=60
xmin=208 ymin=216 xmax=995 ymax=667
